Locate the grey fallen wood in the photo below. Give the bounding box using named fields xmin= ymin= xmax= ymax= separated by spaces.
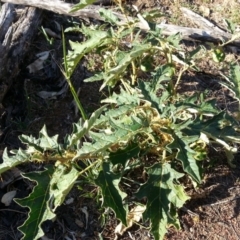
xmin=180 ymin=7 xmax=238 ymax=43
xmin=2 ymin=0 xmax=240 ymax=47
xmin=0 ymin=3 xmax=43 ymax=104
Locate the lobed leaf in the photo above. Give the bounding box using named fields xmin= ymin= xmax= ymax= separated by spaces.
xmin=167 ymin=120 xmax=202 ymax=183
xmin=0 ymin=148 xmax=31 ymax=174
xmin=138 ymin=80 xmax=163 ymax=111
xmin=188 ymin=112 xmax=238 ymax=140
xmin=167 ymin=131 xmax=202 ymax=183
xmin=109 ymin=142 xmax=141 ymax=166
xmin=101 ymin=87 xmax=140 ymax=105
xmin=68 ymin=105 xmax=107 ymax=147
xmin=39 ymin=125 xmax=58 ymax=150
xmin=74 ymin=115 xmax=146 ymax=159
xmin=225 ymin=19 xmax=236 ymax=34
xmin=100 ymin=44 xmax=152 ymax=90
xmin=218 ymin=64 xmax=240 ymax=103
xmin=135 ymin=163 xmax=190 ymax=240
xmin=66 ymin=27 xmax=110 ymax=77
xmin=49 ymin=165 xmax=79 ymax=211
xmin=93 ymin=104 xmax=135 ymax=127
xmin=19 ymin=134 xmax=43 ymax=153
xmin=175 ymin=94 xmax=219 ymax=116
xmin=95 ymin=162 xmax=127 ymax=225
xmin=99 ymin=8 xmax=120 ymax=25
xmin=229 ymin=64 xmax=240 ymax=102
xmin=15 ymin=166 xmax=55 ymax=240
xmin=187 ymin=112 xmax=239 ymax=166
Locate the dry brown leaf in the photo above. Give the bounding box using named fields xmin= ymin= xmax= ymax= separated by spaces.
xmin=115 ymin=205 xmax=146 ymax=236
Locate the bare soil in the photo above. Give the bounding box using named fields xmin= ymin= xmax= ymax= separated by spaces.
xmin=0 ymin=0 xmax=240 ymax=239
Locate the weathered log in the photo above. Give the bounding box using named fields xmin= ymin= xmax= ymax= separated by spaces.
xmin=1 ymin=0 xmax=240 ymax=47
xmin=0 ymin=3 xmax=15 ymax=103
xmin=0 ymin=3 xmax=43 ymax=104
xmin=0 ymin=3 xmax=15 ymax=44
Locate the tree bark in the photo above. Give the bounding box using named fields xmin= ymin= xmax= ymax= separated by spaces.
xmin=0 ymin=3 xmax=42 ymax=109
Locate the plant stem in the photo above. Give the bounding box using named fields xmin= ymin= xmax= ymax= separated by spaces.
xmin=78 ymin=159 xmax=101 ymax=176
xmin=65 ymin=76 xmax=88 ymax=121
xmin=131 ymin=61 xmax=137 ymax=85
xmin=174 ymin=65 xmax=188 ymax=95
xmin=62 ymin=30 xmax=87 ymax=120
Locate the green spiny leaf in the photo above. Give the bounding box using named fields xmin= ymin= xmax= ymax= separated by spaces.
xmin=15 ymin=166 xmax=55 ymax=240
xmin=187 ymin=112 xmax=239 ymax=166
xmin=189 ymin=112 xmax=238 ymax=139
xmin=84 ymin=72 xmax=105 ymax=83
xmin=142 ymin=9 xmax=164 ymax=22
xmin=100 ymin=44 xmax=152 ymax=90
xmin=66 ymin=28 xmax=110 ymax=77
xmin=39 ymin=125 xmax=58 ymax=150
xmin=218 ymin=64 xmax=240 ymax=103
xmin=101 ymin=87 xmax=140 ymax=105
xmin=0 ymin=148 xmax=31 ymax=174
xmin=109 ymin=115 xmax=145 ymax=132
xmin=135 ymin=163 xmax=190 ymax=240
xmin=188 ymin=45 xmax=202 ymax=59
xmin=95 ymin=162 xmax=127 ymax=225
xmin=166 ymin=33 xmax=182 ymax=48
xmin=167 ymin=125 xmax=202 ymax=183
xmin=19 ymin=135 xmax=43 ymax=153
xmin=109 ymin=142 xmax=140 ymax=166
xmin=225 ymin=19 xmax=236 ymax=34
xmin=153 ymin=64 xmax=175 ymax=84
xmin=74 ymin=114 xmax=145 ymax=159
xmin=74 ymin=129 xmax=128 ymax=159
xmin=229 ymin=64 xmax=240 ymax=102
xmin=50 ymin=165 xmax=79 ymax=211
xmin=138 ymin=80 xmax=162 ymax=111
xmin=99 ymin=8 xmax=119 ymax=25
xmin=94 ymin=104 xmax=135 ymax=127
xmin=175 ymin=94 xmax=219 ymax=115
xmin=68 ymin=105 xmax=107 ymax=147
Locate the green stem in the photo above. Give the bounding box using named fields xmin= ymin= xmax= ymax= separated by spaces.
xmin=65 ymin=76 xmax=88 ymax=121
xmin=62 ymin=30 xmax=87 ymax=121
xmin=173 ymin=65 xmax=188 ymax=96
xmin=77 ymin=159 xmax=101 ymax=176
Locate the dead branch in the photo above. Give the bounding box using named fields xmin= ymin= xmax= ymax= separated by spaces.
xmin=180 ymin=7 xmax=237 ymax=44
xmin=180 ymin=7 xmax=226 ymax=33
